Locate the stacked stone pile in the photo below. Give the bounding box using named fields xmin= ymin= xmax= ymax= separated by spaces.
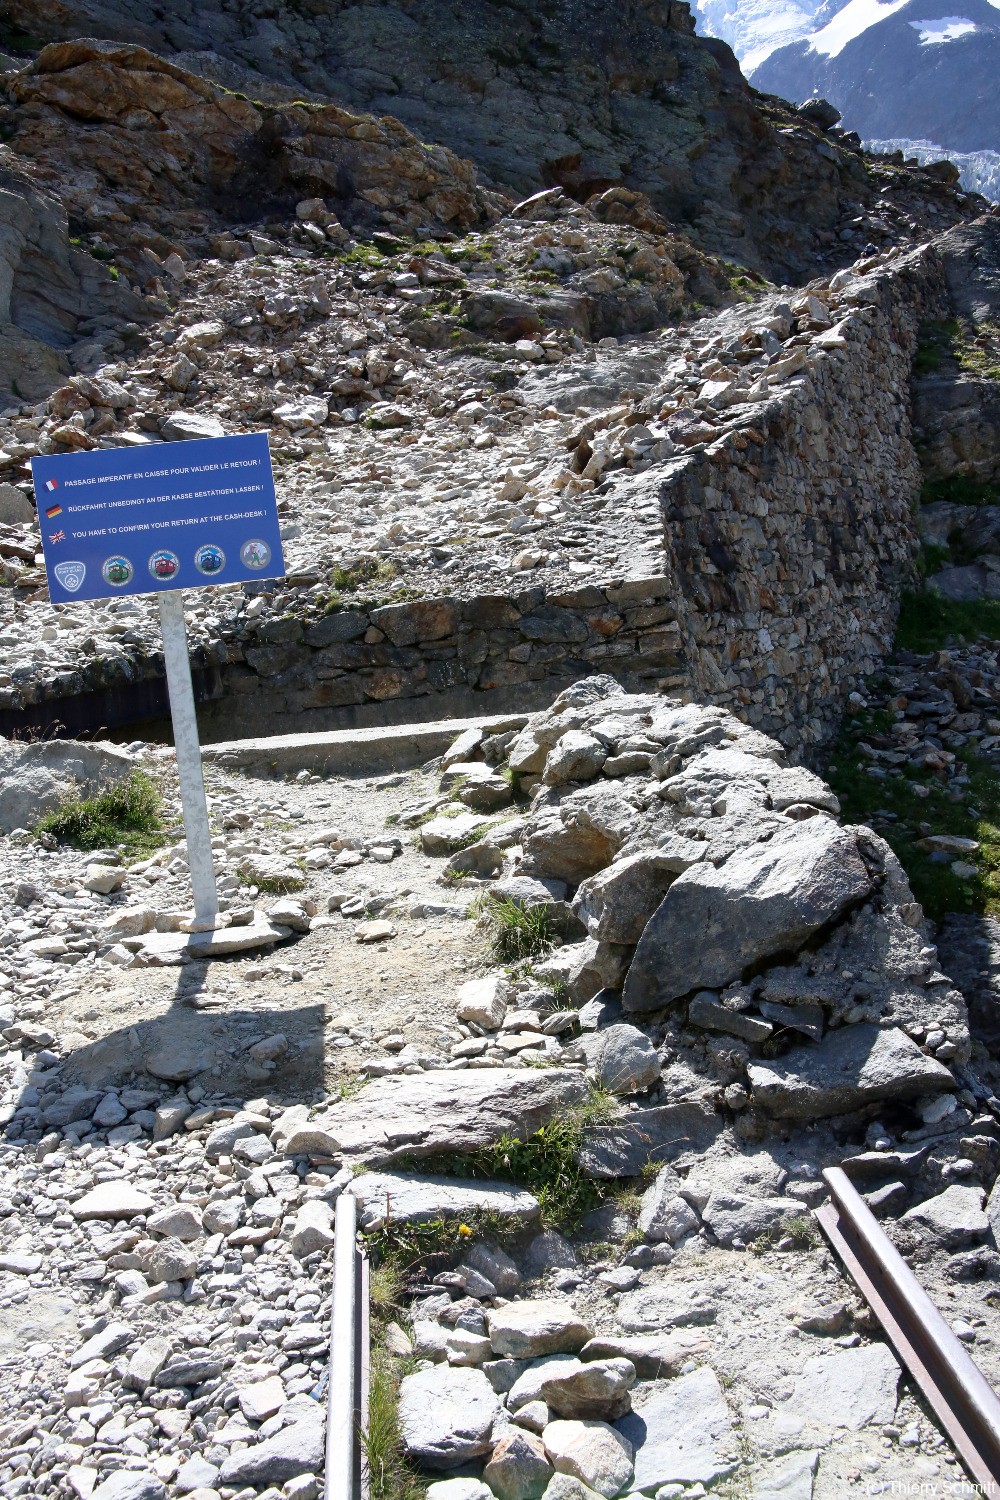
xmin=0 ymin=681 xmax=999 ymax=1497
xmin=343 ymin=676 xmax=1000 ymax=1496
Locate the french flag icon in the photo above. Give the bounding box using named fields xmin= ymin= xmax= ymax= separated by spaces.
xmin=45 ymin=478 xmax=59 ymax=492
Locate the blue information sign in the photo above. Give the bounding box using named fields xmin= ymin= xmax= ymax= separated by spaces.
xmin=31 ymin=432 xmax=286 ymax=605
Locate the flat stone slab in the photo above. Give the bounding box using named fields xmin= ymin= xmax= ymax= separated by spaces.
xmin=581 ymin=1331 xmax=712 ymax=1379
xmin=752 ymin=1449 xmax=819 ymax=1499
xmin=616 ymin=1366 xmax=739 ymax=1489
xmin=280 ymin=1067 xmax=588 ymax=1165
xmin=134 ymin=916 xmax=290 ymax=965
xmin=72 ymin=1183 xmax=156 ymax=1220
xmin=786 ymin=1344 xmax=900 ymax=1431
xmin=577 ymin=1100 xmax=722 ymax=1178
xmin=747 ymin=1024 xmax=954 ymax=1119
xmin=348 ymin=1172 xmax=540 ymax=1230
xmin=203 ymin=712 xmax=528 ymax=778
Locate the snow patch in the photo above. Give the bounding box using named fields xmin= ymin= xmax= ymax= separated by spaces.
xmin=909 ymin=15 xmax=977 ymax=41
xmin=808 ymin=0 xmax=911 ymax=56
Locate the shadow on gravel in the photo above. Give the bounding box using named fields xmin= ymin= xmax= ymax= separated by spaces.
xmin=937 ymin=910 xmax=1000 ymax=1055
xmin=2 ymin=950 xmax=329 ymax=1147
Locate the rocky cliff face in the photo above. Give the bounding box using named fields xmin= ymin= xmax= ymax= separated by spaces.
xmin=3 ymin=0 xmax=984 ymax=281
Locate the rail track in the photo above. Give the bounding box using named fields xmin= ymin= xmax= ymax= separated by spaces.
xmin=323 ymin=1169 xmax=1000 ymax=1498
xmin=326 ymin=1193 xmax=370 ymax=1500
xmin=817 ymin=1166 xmax=1000 ymax=1498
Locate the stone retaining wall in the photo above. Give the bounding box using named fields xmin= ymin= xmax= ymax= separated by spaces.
xmin=2 ymin=242 xmax=952 ymax=752
xmin=661 ymin=244 xmax=947 ymax=748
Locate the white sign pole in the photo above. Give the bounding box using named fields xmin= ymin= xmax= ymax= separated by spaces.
xmin=158 ymin=590 xmax=219 ymax=926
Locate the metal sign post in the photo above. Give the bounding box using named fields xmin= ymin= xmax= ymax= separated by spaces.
xmin=158 ymin=590 xmax=218 ymax=926
xmin=31 ymin=432 xmax=286 ymax=927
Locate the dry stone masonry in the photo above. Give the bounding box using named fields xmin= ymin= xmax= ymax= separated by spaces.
xmin=0 ymin=219 xmax=978 ymax=754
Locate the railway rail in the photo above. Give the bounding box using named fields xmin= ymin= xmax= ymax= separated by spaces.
xmin=325 ymin=1193 xmax=370 ymax=1500
xmin=817 ymin=1165 xmax=1000 ymax=1499
xmin=322 ymin=1168 xmax=1000 ymax=1498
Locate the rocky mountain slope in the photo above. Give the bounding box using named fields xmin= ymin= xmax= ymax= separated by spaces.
xmin=1 ymin=0 xmax=984 ymax=282
xmin=751 ymin=0 xmax=1000 ymax=165
xmin=0 ymin=7 xmax=999 ymax=1500
xmin=1 ymin=683 xmax=999 ymax=1500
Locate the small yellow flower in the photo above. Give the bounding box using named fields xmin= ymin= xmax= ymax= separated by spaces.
xmin=458 ymin=1223 xmax=473 ymax=1237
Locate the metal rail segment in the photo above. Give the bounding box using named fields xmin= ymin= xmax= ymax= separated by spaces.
xmin=325 ymin=1193 xmax=370 ymax=1500
xmin=816 ymin=1166 xmax=1000 ymax=1497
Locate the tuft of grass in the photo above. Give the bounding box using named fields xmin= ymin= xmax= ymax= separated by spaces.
xmin=36 ymin=769 xmax=164 ymax=857
xmin=471 ymin=1087 xmax=619 ymax=1228
xmin=329 ymin=558 xmax=399 ymax=595
xmin=824 ymin=707 xmax=1000 ymax=921
xmin=477 ymin=893 xmax=554 ymax=963
xmin=254 ymin=872 xmax=306 ymax=894
xmin=750 ymin=1213 xmax=820 ymax=1254
xmin=540 ymin=977 xmax=577 ymax=1012
xmin=339 ymin=243 xmax=386 ymax=267
xmin=913 ymin=315 xmax=1000 ymax=382
xmin=895 ymin=589 xmax=1000 ymax=654
xmin=360 ymin=1345 xmax=425 ymax=1500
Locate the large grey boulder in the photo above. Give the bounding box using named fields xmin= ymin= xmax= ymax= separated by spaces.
xmin=521 ymin=786 xmax=638 ymax=884
xmin=747 ymin=1024 xmax=954 ymax=1119
xmin=623 ymin=820 xmax=872 ymax=1011
xmin=542 ymin=1418 xmax=634 ymax=1499
xmin=280 ymin=1068 xmax=588 ymax=1165
xmin=482 ymin=1428 xmax=553 ymax=1500
xmin=700 ymin=1191 xmax=796 ymax=1247
xmin=577 ymin=1100 xmax=722 ymax=1178
xmin=572 ymin=852 xmax=677 ymax=944
xmin=398 ymin=1365 xmax=500 ymax=1469
xmin=900 ymin=1185 xmax=990 ymax=1247
xmin=540 ymin=1357 xmax=636 ymax=1420
xmin=535 ymin=938 xmax=630 ymax=1005
xmin=543 ymin=730 xmax=608 ymax=785
xmin=489 ymin=1300 xmax=593 ymax=1358
xmin=219 ymin=1412 xmax=324 ymax=1486
xmin=348 ymin=1172 xmax=540 ymax=1230
xmin=0 ymin=737 xmax=134 ymax=833
xmin=575 ymin=1024 xmax=660 ymax=1095
xmin=616 ymin=1366 xmax=738 ymax=1490
xmin=0 ymin=483 xmax=33 ymax=523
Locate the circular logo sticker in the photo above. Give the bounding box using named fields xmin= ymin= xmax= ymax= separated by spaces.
xmin=240 ymin=538 xmax=272 ymax=571
xmin=194 ymin=544 xmax=225 ymax=577
xmin=148 ymin=549 xmax=180 ymax=582
xmin=102 ymin=555 xmax=134 ymax=588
